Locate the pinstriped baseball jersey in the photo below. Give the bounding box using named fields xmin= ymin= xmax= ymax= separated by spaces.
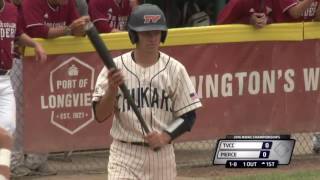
xmin=92 ymin=51 xmax=202 ymax=142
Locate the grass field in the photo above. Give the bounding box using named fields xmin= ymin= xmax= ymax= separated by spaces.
xmin=26 ymin=169 xmax=320 ymax=180
xmin=222 ymin=170 xmax=320 ymax=180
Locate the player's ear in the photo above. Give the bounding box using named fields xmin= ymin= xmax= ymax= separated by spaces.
xmin=129 ymin=30 xmax=138 ymax=44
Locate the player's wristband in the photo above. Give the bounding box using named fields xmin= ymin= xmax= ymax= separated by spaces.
xmin=0 ymin=149 xmax=11 ymax=167
xmin=164 ymin=110 xmax=196 ymax=140
xmin=164 ymin=118 xmax=184 ymax=141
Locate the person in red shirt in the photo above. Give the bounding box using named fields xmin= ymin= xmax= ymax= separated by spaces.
xmin=88 ymin=0 xmax=137 ymax=33
xmin=217 ymin=0 xmax=273 ymax=28
xmin=22 ymin=0 xmax=90 ymax=38
xmin=0 ymin=0 xmax=46 ymax=179
xmin=272 ymin=0 xmax=320 ymax=22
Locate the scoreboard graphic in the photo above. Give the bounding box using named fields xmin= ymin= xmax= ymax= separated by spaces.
xmin=213 ymin=135 xmax=295 ymax=168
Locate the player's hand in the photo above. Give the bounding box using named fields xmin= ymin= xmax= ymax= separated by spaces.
xmin=70 ymin=16 xmax=90 ymax=36
xmin=107 ymin=68 xmax=124 ymax=92
xmin=144 ymin=131 xmax=171 ymax=149
xmin=250 ymin=13 xmax=267 ymax=29
xmin=34 ymin=42 xmax=47 ymax=63
xmin=111 ymin=28 xmax=121 ymax=33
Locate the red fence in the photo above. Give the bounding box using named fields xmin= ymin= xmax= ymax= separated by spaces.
xmin=23 ymin=40 xmax=320 ymax=152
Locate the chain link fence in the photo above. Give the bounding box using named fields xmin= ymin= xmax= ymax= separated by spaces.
xmin=10 ymin=59 xmax=320 ymax=175
xmin=42 ymin=133 xmax=320 ymax=175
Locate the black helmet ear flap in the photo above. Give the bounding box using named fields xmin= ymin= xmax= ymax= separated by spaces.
xmin=161 ymin=31 xmax=167 ymax=43
xmin=129 ymin=30 xmax=138 ymax=44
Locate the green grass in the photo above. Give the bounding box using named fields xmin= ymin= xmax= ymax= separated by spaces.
xmin=221 ymin=170 xmax=320 ymax=180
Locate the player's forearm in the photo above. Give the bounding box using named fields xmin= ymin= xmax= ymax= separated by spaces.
xmin=288 ymin=0 xmax=313 ymax=19
xmin=47 ymin=26 xmax=71 ymax=38
xmin=94 ymin=88 xmax=118 ymax=122
xmin=18 ymin=33 xmax=40 ymax=48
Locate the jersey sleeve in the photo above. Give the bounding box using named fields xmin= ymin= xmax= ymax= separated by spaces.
xmin=216 ymin=0 xmax=245 ymax=24
xmin=68 ymin=0 xmax=81 ymax=24
xmin=92 ymin=67 xmax=109 ymax=102
xmin=279 ymin=0 xmax=298 ymax=13
xmin=23 ymin=0 xmax=45 ymax=28
xmin=22 ymin=0 xmax=50 ymax=37
xmin=94 ymin=21 xmax=112 ymax=33
xmin=172 ymin=64 xmax=202 ymax=117
xmin=89 ymin=0 xmax=111 ymax=32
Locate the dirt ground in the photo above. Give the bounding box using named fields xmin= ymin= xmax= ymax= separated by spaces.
xmin=14 ymin=155 xmax=320 ymax=180
xmin=13 ymin=135 xmax=319 ymax=180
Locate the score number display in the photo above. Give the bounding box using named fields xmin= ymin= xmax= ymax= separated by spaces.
xmin=213 ymin=135 xmax=295 ymax=168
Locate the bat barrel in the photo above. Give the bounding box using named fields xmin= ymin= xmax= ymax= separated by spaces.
xmin=85 ymin=23 xmax=116 ymax=69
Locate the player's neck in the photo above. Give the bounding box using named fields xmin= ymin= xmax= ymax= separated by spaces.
xmin=133 ymin=50 xmax=159 ymax=67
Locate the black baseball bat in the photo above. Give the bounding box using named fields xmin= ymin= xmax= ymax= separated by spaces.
xmin=85 ymin=22 xmax=150 ymax=134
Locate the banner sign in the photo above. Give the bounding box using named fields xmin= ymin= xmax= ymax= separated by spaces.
xmin=23 ymin=40 xmax=320 ymax=152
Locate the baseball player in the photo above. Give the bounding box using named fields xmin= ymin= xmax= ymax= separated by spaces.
xmin=10 ymin=0 xmax=89 ymax=176
xmin=22 ymin=0 xmax=90 ymax=38
xmin=92 ymin=4 xmax=202 ymax=180
xmin=272 ymin=0 xmax=320 ymax=22
xmin=0 ymin=0 xmax=46 ymax=178
xmin=88 ymin=0 xmax=135 ymax=33
xmin=217 ymin=0 xmax=273 ymax=28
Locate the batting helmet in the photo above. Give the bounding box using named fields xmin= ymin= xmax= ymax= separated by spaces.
xmin=128 ymin=4 xmax=168 ymax=44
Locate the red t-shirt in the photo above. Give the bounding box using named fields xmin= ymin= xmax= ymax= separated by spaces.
xmin=89 ymin=0 xmax=131 ymax=33
xmin=0 ymin=1 xmax=23 ymax=70
xmin=217 ymin=0 xmax=273 ymax=24
xmin=22 ymin=0 xmax=80 ymax=38
xmin=272 ymin=0 xmax=320 ymax=22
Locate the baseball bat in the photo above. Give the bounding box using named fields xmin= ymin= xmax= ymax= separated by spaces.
xmin=85 ymin=22 xmax=151 ymax=134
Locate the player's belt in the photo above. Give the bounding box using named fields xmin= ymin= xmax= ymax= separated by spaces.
xmin=119 ymin=140 xmax=149 ymax=147
xmin=0 ymin=69 xmax=10 ymax=76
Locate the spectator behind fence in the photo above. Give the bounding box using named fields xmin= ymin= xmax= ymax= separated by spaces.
xmin=0 ymin=0 xmax=47 ymax=179
xmin=217 ymin=0 xmax=273 ymax=28
xmin=271 ymin=0 xmax=320 ymax=22
xmin=88 ymin=0 xmax=138 ymax=33
xmin=22 ymin=0 xmax=90 ymax=38
xmin=10 ymin=0 xmax=89 ymax=177
xmin=270 ymin=0 xmax=320 ymax=155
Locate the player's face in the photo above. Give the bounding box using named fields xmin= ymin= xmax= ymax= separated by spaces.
xmin=137 ymin=30 xmax=161 ymax=50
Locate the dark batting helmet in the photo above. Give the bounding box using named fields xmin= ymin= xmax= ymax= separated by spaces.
xmin=128 ymin=4 xmax=168 ymax=44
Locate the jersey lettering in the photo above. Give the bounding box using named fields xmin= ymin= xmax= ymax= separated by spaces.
xmin=0 ymin=22 xmax=16 ymax=40
xmin=118 ymin=87 xmax=172 ymax=112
